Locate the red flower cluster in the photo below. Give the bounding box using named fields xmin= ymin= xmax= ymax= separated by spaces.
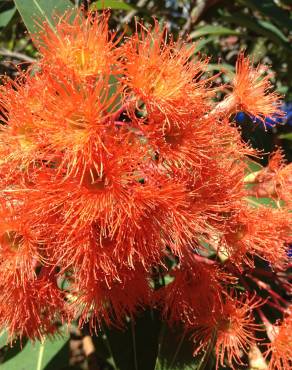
xmin=0 ymin=12 xmax=291 ymax=369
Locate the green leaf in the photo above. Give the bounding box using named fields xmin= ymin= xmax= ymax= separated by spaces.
xmin=245 ymin=159 xmax=263 ymax=174
xmin=241 ymin=0 xmax=292 ymax=31
xmin=0 ymin=331 xmax=28 ymax=365
xmin=90 ymin=0 xmax=134 ymax=11
xmin=279 ymin=132 xmax=292 ymax=140
xmin=43 ymin=338 xmax=70 ymax=370
xmin=0 ymin=334 xmax=69 ymax=370
xmin=206 ymin=63 xmax=235 ymax=75
xmin=157 ymin=324 xmax=201 ymax=370
xmin=257 ymin=19 xmax=289 ymax=43
xmin=13 ymin=0 xmax=75 ymax=34
xmin=245 ymin=196 xmax=281 ymax=208
xmin=193 ymin=37 xmax=214 ymax=53
xmin=108 ymin=74 xmax=122 ymax=112
xmin=0 ymin=6 xmax=16 ymax=28
xmin=189 ymin=25 xmax=239 ymax=39
xmin=221 ymin=13 xmax=292 ymax=53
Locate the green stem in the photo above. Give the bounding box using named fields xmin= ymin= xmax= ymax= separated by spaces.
xmin=131 ymin=318 xmax=138 ymax=370
xmin=154 ymin=321 xmax=166 ymax=370
xmin=36 ymin=340 xmax=45 ymax=370
xmin=196 ymin=330 xmax=216 ymax=370
xmin=101 ymin=327 xmax=118 ymax=370
xmin=169 ymin=330 xmax=187 ymax=369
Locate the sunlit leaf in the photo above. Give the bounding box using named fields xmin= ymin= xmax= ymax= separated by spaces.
xmin=13 ymin=0 xmax=75 ymax=34
xmin=279 ymin=132 xmax=292 ymax=140
xmin=190 ymin=25 xmax=240 ymax=39
xmin=0 ymin=334 xmax=69 ymax=370
xmin=221 ymin=12 xmax=291 ymax=52
xmin=90 ymin=0 xmax=134 ymax=11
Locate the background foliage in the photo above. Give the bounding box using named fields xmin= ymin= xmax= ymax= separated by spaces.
xmin=0 ymin=1 xmax=291 ymax=369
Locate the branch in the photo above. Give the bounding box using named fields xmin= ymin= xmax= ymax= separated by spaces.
xmin=180 ymin=0 xmax=223 ymax=38
xmin=120 ymin=0 xmax=149 ymax=25
xmin=0 ymin=48 xmax=35 ymax=63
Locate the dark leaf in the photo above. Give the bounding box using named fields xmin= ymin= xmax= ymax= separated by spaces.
xmin=103 ymin=310 xmax=161 ymax=370
xmin=0 ymin=6 xmax=16 ymax=28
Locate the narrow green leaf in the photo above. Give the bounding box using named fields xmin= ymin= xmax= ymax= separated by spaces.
xmin=221 ymin=13 xmax=292 ymax=53
xmin=0 ymin=6 xmax=16 ymax=28
xmin=242 ymin=0 xmax=292 ymax=31
xmin=13 ymin=0 xmax=75 ymax=34
xmin=258 ymin=19 xmax=289 ymax=43
xmin=36 ymin=342 xmax=45 ymax=370
xmin=193 ymin=37 xmax=214 ymax=53
xmin=279 ymin=132 xmax=292 ymax=140
xmin=245 ymin=196 xmax=280 ymax=208
xmin=189 ymin=25 xmax=239 ymax=39
xmin=206 ymin=63 xmax=235 ymax=75
xmin=90 ymin=0 xmax=134 ymax=11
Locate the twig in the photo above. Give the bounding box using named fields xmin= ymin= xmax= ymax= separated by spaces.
xmin=131 ymin=318 xmax=138 ymax=370
xmin=264 ymin=299 xmax=286 ymax=313
xmin=0 ymin=48 xmax=35 ymax=63
xmin=180 ymin=0 xmax=222 ymax=39
xmin=120 ymin=0 xmax=148 ymax=25
xmin=169 ymin=330 xmax=187 ymax=369
xmin=247 ymin=274 xmax=289 ymax=306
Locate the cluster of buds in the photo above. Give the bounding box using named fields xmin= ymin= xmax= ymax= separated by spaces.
xmin=0 ymin=11 xmax=291 ymax=369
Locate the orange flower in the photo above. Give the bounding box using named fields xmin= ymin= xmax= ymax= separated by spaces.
xmin=0 ymin=208 xmax=41 ymax=285
xmin=30 ymin=73 xmax=122 ymax=179
xmin=53 ymin=171 xmax=191 ymax=268
xmin=70 ymin=264 xmax=151 ymax=328
xmin=247 ymin=150 xmax=292 ymax=207
xmin=122 ymin=21 xmax=212 ymax=122
xmin=0 ymin=269 xmax=66 ymax=341
xmin=215 ymin=53 xmax=283 ymax=123
xmin=192 ymin=294 xmax=261 ymax=369
xmin=219 ymin=205 xmax=291 ymax=268
xmin=0 ymin=11 xmax=291 ymax=362
xmin=159 ymin=257 xmax=227 ymax=325
xmin=0 ymin=72 xmax=49 ymax=175
xmin=265 ymin=311 xmax=292 ymax=370
xmin=36 ymin=11 xmax=120 ymax=80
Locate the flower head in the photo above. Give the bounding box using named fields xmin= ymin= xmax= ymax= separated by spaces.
xmin=36 ymin=11 xmax=119 ymax=80
xmin=0 ymin=269 xmax=66 ymax=341
xmin=215 ymin=53 xmax=283 ymax=124
xmin=0 ymin=12 xmax=290 ymax=367
xmin=232 ymin=53 xmax=283 ymax=123
xmin=122 ymin=21 xmax=212 ymax=122
xmin=192 ymin=293 xmax=261 ymax=369
xmin=247 ymin=149 xmax=292 ymax=207
xmin=219 ymin=204 xmax=291 ymax=268
xmin=265 ymin=311 xmax=292 ymax=370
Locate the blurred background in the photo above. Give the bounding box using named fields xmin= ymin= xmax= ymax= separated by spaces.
xmin=0 ymin=0 xmax=291 ymax=163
